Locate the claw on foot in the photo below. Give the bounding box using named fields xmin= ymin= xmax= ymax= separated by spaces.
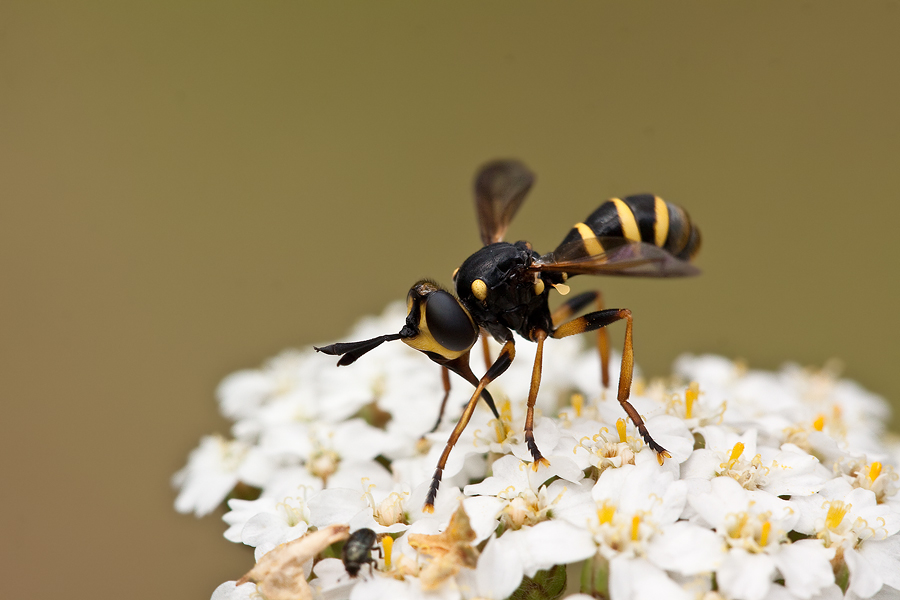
xmin=531 ymin=457 xmax=551 ymax=471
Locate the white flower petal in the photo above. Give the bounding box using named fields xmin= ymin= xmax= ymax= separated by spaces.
xmin=173 ymin=436 xmax=245 ymax=517
xmin=812 ymin=585 xmax=848 ymax=600
xmin=510 ymin=417 xmax=560 ymax=463
xmin=858 ymin=537 xmax=900 ymax=594
xmin=211 ymin=581 xmax=257 ymax=600
xmin=846 ymin=546 xmax=885 ymax=599
xmin=608 ymin=556 xmax=691 ymax=600
xmin=761 ymin=447 xmax=828 ymax=497
xmin=508 ymin=520 xmax=595 ymax=577
xmin=680 ymin=449 xmax=721 ymax=480
xmin=644 ymin=415 xmax=694 ymax=463
xmin=717 ymin=549 xmax=776 ymax=600
xmin=647 ymin=521 xmax=723 ymax=575
xmin=349 ymin=577 xmax=417 ymax=600
xmin=310 ymin=558 xmax=356 ymax=599
xmin=462 ymin=496 xmax=504 ymax=542
xmin=771 ymin=539 xmax=835 ymax=599
xmin=308 ymin=488 xmax=367 ymax=527
xmin=472 ymin=534 xmax=525 ymax=599
xmin=217 ymin=369 xmax=277 ymax=420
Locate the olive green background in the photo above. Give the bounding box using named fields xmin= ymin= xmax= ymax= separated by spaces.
xmin=2 ymin=3 xmax=898 ymax=599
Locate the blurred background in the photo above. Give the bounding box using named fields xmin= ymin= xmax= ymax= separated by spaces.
xmin=2 ymin=2 xmax=898 ymax=599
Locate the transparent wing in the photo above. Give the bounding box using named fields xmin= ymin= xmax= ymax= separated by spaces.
xmin=532 ymin=237 xmax=700 ymax=277
xmin=474 ymin=159 xmax=535 ymax=246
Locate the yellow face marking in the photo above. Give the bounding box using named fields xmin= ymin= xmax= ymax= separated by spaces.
xmin=574 ymin=222 xmax=604 ymax=256
xmin=471 ymin=279 xmax=488 ymax=301
xmin=533 ymin=278 xmax=545 ymax=295
xmin=611 ymin=198 xmax=641 ymax=242
xmin=653 ymin=196 xmax=669 ymax=247
xmin=451 ymin=267 xmax=460 ymax=281
xmin=402 ymin=302 xmax=470 ymax=360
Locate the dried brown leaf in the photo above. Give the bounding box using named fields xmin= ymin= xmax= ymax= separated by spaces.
xmin=237 ymin=524 xmax=350 ymax=600
xmin=407 ymin=503 xmax=479 ymax=590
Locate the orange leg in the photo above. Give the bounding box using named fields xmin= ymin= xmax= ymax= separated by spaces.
xmin=427 ymin=367 xmax=453 ymax=433
xmin=550 ymin=290 xmax=610 ymax=388
xmin=480 ymin=332 xmax=492 ymax=373
xmin=552 ymin=308 xmax=669 ymax=460
xmin=523 ymin=330 xmax=550 ymax=469
xmin=424 ymin=340 xmax=516 ymax=512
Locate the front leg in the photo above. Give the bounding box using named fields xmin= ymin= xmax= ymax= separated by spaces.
xmin=424 ymin=339 xmax=516 ymax=512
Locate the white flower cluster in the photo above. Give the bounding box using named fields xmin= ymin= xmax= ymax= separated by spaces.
xmin=174 ymin=303 xmax=900 ymax=600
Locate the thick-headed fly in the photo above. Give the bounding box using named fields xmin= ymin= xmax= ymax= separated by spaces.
xmin=316 ymin=160 xmax=701 ymax=511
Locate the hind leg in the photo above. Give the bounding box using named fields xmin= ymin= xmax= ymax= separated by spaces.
xmin=552 ymin=308 xmax=669 ymax=461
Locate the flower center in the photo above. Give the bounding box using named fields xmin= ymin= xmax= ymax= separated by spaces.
xmin=597 ymin=501 xmax=616 ymax=525
xmin=717 ymin=442 xmax=767 ymax=490
xmin=276 ymin=497 xmax=310 ymax=527
xmin=724 ymin=511 xmax=774 ymax=552
xmin=308 ymin=448 xmax=340 ymax=481
xmin=825 ymin=500 xmax=849 ymax=531
xmin=373 ymin=491 xmax=408 ymax=527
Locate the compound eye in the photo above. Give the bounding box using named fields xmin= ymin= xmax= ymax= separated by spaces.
xmin=424 ymin=290 xmax=478 ymax=352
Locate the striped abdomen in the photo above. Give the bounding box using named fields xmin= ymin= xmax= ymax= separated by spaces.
xmin=555 ymin=194 xmax=701 ymax=261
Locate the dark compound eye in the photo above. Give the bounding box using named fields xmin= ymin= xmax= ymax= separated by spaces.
xmin=424 ymin=290 xmax=478 ymax=352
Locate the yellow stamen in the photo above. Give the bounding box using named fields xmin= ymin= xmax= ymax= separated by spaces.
xmin=575 ymin=436 xmax=591 ymax=455
xmin=730 ymin=513 xmax=748 ymax=539
xmin=631 ymin=515 xmax=641 ymax=541
xmin=597 ymin=501 xmax=616 ymax=525
xmin=726 ymin=442 xmax=745 ymax=468
xmin=492 ymin=419 xmax=507 ymax=442
xmin=572 ymin=393 xmax=584 ymax=417
xmin=616 ymin=418 xmax=627 ymax=443
xmin=491 ymin=399 xmax=512 ymax=441
xmin=813 ymin=414 xmax=825 ymax=431
xmin=760 ymin=520 xmax=771 ymax=547
xmin=685 ymin=382 xmax=699 ymax=419
xmin=825 ymin=501 xmax=850 ymax=530
xmin=869 ymin=462 xmax=882 ymax=482
xmin=382 ymin=535 xmax=393 ymax=569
